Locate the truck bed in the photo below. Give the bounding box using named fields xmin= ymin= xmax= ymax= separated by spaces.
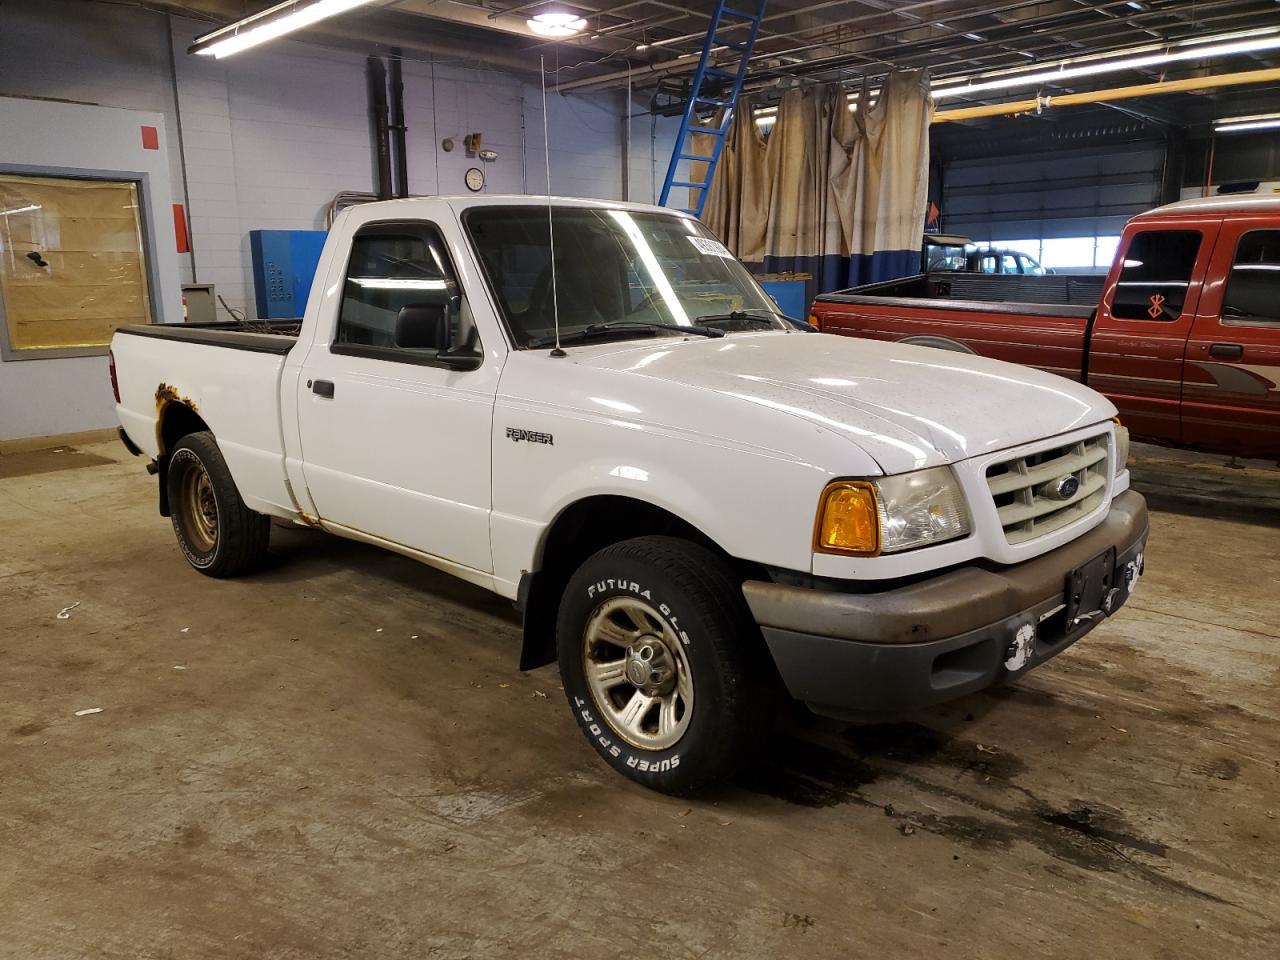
xmin=811 ymin=273 xmax=1108 ymax=382
xmin=817 ymin=272 xmax=1106 ymax=318
xmin=115 ymin=318 xmax=301 ymax=354
xmin=112 ymin=319 xmax=300 ymax=519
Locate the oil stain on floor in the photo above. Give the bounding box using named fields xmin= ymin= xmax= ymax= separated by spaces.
xmin=742 ymin=719 xmax=1235 ymax=907
xmin=0 ymin=446 xmax=116 ymax=479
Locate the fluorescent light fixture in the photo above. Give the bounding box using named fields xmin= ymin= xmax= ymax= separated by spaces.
xmin=932 ymin=27 xmax=1280 ymax=100
xmin=527 ymin=12 xmax=587 ymax=38
xmin=1215 ymin=111 xmax=1280 ymax=133
xmin=0 ymin=203 xmax=40 ymax=216
xmin=190 ymin=0 xmax=375 ymax=58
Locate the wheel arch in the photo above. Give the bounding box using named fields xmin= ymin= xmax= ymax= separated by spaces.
xmin=156 ymin=400 xmax=212 ymax=516
xmin=516 ymin=493 xmax=761 ymax=672
xmin=897 ymin=334 xmax=977 ymax=354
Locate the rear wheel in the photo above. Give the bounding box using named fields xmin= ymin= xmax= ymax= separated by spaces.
xmin=167 ymin=431 xmax=270 ymax=577
xmin=557 ymin=536 xmax=767 ymax=795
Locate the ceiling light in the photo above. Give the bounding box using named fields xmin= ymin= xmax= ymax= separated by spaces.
xmin=932 ymin=27 xmax=1280 ymax=99
xmin=528 ymin=11 xmax=587 ymax=38
xmin=1215 ymin=111 xmax=1280 ymax=133
xmin=0 ymin=203 xmax=40 ymax=216
xmin=964 ymin=33 xmax=986 ymax=42
xmin=190 ymin=0 xmax=375 ymax=58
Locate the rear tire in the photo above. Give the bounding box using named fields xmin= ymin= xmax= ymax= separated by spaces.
xmin=556 ymin=536 xmax=768 ymax=795
xmin=167 ymin=431 xmax=270 ymax=578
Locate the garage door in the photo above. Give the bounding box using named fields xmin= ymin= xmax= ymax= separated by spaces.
xmin=942 ymin=144 xmax=1162 ymax=242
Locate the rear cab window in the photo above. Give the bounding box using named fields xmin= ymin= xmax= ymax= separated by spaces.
xmin=1222 ymin=229 xmax=1280 ymax=325
xmin=1110 ymin=229 xmax=1202 ymax=321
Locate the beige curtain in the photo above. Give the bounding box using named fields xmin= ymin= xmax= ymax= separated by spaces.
xmin=703 ymin=70 xmax=933 ymax=293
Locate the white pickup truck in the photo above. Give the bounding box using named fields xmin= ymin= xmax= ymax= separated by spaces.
xmin=111 ymin=195 xmax=1147 ymax=794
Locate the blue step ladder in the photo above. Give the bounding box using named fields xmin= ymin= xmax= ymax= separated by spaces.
xmin=658 ymin=0 xmax=768 ymax=218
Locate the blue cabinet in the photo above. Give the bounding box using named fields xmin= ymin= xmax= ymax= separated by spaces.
xmin=249 ymin=230 xmax=328 ymax=319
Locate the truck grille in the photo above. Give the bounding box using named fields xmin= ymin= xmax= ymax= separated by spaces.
xmin=985 ymin=433 xmax=1110 ymax=544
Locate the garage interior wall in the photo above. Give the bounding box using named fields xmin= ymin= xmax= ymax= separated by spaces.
xmin=0 ymin=0 xmax=677 ymax=441
xmin=0 ymin=0 xmax=670 ymax=317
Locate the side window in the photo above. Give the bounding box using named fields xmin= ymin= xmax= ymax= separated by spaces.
xmin=1110 ymin=230 xmax=1201 ymax=321
xmin=1222 ymin=230 xmax=1280 ymax=325
xmin=980 ymin=255 xmax=998 ymax=274
xmin=1001 ymin=254 xmax=1019 ymax=274
xmin=336 ymin=225 xmax=464 ymax=357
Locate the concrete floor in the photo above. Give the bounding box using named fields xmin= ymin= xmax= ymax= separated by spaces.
xmin=2 ymin=438 xmax=1278 ymax=959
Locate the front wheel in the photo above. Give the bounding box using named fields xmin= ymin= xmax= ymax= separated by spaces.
xmin=557 ymin=536 xmax=767 ymax=795
xmin=166 ymin=431 xmax=270 ymax=578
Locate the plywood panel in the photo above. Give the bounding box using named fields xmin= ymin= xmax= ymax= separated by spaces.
xmin=0 ymin=175 xmax=151 ymax=350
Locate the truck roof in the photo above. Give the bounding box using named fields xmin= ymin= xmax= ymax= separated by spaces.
xmin=348 ymin=194 xmax=694 ymax=219
xmin=1137 ymin=193 xmax=1280 ymax=219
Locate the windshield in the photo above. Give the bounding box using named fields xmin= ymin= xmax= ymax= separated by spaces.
xmin=464 ymin=206 xmax=785 ymax=348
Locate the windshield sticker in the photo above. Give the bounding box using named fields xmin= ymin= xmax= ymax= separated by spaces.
xmin=687 ymin=236 xmax=734 ymax=259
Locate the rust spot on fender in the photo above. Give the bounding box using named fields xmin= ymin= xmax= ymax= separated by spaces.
xmin=297 ymin=512 xmax=324 ymax=529
xmin=155 ymin=383 xmax=198 ymax=415
xmin=154 ymin=383 xmax=201 ymax=452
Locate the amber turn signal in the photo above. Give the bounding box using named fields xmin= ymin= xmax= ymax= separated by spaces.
xmin=814 ymin=481 xmax=880 ymax=556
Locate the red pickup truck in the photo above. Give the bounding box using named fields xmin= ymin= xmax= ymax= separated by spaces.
xmin=812 ymin=195 xmax=1280 ymax=459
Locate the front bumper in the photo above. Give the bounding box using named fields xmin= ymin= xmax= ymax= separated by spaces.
xmin=742 ymin=491 xmax=1148 ymax=717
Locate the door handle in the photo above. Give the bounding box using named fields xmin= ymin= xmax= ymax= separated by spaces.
xmin=311 ymin=379 xmax=335 ymax=398
xmin=1209 ymin=343 xmax=1244 ymax=360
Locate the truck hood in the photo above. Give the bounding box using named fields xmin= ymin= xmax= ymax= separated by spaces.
xmin=572 ymin=331 xmax=1114 ymax=474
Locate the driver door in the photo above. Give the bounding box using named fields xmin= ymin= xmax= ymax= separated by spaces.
xmin=295 ymin=220 xmax=497 ymax=574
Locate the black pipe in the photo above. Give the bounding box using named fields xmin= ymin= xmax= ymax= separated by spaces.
xmin=367 ymin=56 xmax=392 ymax=201
xmin=389 ymin=50 xmax=408 ymax=198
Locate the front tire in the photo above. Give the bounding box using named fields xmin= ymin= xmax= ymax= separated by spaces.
xmin=166 ymin=431 xmax=270 ymax=578
xmin=557 ymin=536 xmax=766 ymax=795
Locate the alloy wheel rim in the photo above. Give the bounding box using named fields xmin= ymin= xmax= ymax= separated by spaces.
xmin=582 ymin=596 xmax=693 ymax=751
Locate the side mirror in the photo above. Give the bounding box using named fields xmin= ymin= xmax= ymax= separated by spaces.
xmin=436 ymin=326 xmax=482 ymax=371
xmin=395 ymin=304 xmax=447 ymax=349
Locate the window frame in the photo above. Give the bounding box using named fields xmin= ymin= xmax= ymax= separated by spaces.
xmin=329 ymin=219 xmax=479 ymax=370
xmin=461 ymin=204 xmax=782 ymax=350
xmin=0 ymin=165 xmax=160 ymax=363
xmin=1106 ymin=227 xmax=1204 ymax=323
xmin=1220 ymin=228 xmax=1280 ymax=329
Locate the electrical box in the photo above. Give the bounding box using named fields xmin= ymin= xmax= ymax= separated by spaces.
xmin=181 ymin=283 xmax=217 ymax=324
xmin=249 ymin=230 xmax=328 ymax=319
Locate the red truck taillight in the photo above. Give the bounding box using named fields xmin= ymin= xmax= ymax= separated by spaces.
xmin=109 ymin=349 xmax=121 ymax=403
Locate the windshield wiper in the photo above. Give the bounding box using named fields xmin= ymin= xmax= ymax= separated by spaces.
xmin=694 ymin=311 xmax=780 ymax=329
xmin=526 ymin=320 xmax=724 ymax=349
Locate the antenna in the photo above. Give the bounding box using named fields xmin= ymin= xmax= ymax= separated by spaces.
xmin=541 ymin=55 xmax=565 ymax=358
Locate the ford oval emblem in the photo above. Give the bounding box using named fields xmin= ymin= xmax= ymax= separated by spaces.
xmin=1051 ymin=475 xmax=1080 ymax=500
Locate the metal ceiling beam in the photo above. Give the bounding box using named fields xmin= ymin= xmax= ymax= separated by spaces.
xmin=932 ymin=65 xmax=1280 ymax=121
xmin=555 ymin=0 xmax=1138 ymax=91
xmin=741 ymin=0 xmax=1272 ymax=89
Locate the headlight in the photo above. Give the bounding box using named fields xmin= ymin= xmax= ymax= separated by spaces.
xmin=815 ymin=466 xmax=971 ymax=556
xmin=1113 ymin=420 xmax=1130 ymax=477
